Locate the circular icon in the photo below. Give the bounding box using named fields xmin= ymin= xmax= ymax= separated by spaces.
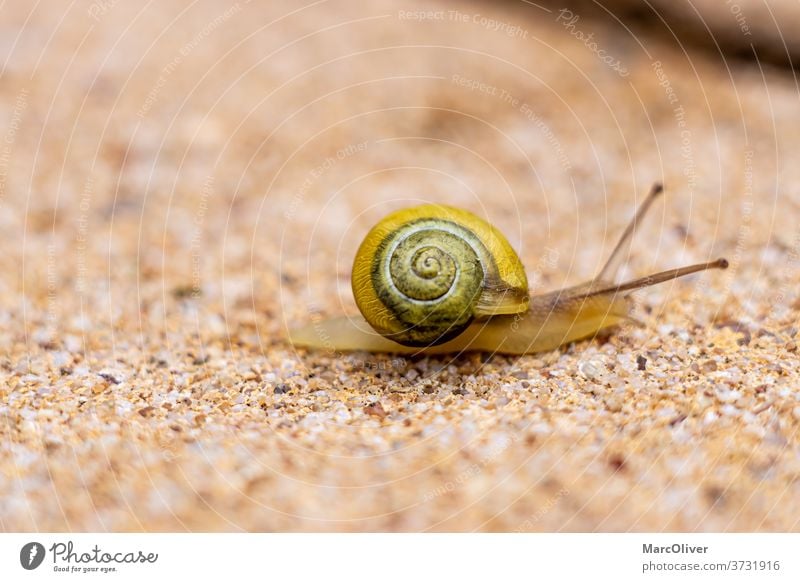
xmin=19 ymin=542 xmax=45 ymax=570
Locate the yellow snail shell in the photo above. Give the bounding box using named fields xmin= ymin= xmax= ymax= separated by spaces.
xmin=351 ymin=204 xmax=529 ymax=346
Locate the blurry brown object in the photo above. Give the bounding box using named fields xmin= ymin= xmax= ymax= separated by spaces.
xmin=542 ymin=0 xmax=800 ymax=68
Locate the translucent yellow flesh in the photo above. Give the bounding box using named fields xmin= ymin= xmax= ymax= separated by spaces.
xmin=288 ymin=315 xmax=416 ymax=354
xmin=288 ymin=291 xmax=632 ymax=356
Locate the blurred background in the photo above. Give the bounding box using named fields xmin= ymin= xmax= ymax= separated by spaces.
xmin=1 ymin=0 xmax=799 ymax=532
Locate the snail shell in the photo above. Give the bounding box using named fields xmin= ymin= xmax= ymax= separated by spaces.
xmin=351 ymin=204 xmax=529 ymax=347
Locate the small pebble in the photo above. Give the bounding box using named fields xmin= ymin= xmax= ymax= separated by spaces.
xmin=364 ymin=402 xmax=387 ymax=419
xmin=578 ymin=360 xmax=602 ymax=380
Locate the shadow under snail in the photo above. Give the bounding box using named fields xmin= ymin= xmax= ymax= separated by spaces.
xmin=289 ymin=183 xmax=728 ymax=355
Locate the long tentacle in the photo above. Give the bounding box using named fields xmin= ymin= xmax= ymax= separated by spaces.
xmin=585 ymin=259 xmax=728 ymax=298
xmin=595 ymin=182 xmax=663 ymax=282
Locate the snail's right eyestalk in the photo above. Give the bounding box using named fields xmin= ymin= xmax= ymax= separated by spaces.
xmin=585 ymin=258 xmax=729 ymax=298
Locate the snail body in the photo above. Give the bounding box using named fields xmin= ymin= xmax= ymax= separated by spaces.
xmin=289 ymin=283 xmax=632 ymax=355
xmin=289 ymin=184 xmax=728 ymax=355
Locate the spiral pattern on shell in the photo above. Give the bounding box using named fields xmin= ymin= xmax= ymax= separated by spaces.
xmin=372 ymin=220 xmax=486 ymax=346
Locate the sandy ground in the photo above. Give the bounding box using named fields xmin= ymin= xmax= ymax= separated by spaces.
xmin=1 ymin=0 xmax=799 ymax=531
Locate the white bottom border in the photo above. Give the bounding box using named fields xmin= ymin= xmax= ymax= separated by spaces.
xmin=1 ymin=533 xmax=796 ymax=581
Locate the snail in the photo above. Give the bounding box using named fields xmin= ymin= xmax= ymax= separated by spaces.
xmin=289 ymin=183 xmax=728 ymax=355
